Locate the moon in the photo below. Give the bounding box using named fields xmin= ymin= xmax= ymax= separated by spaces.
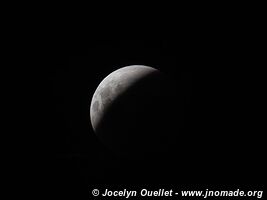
xmin=90 ymin=65 xmax=159 ymax=132
xmin=90 ymin=65 xmax=178 ymax=155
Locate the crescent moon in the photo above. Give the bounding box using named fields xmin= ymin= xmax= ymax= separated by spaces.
xmin=90 ymin=65 xmax=159 ymax=133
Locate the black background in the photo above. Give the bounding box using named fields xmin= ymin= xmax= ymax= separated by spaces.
xmin=37 ymin=12 xmax=264 ymax=199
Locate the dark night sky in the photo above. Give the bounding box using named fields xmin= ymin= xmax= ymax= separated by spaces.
xmin=39 ymin=16 xmax=264 ymax=199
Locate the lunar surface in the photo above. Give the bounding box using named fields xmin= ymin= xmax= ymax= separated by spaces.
xmin=90 ymin=65 xmax=179 ymax=155
xmin=90 ymin=65 xmax=159 ymax=132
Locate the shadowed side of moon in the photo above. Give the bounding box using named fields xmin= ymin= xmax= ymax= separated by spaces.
xmin=90 ymin=65 xmax=182 ymax=156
